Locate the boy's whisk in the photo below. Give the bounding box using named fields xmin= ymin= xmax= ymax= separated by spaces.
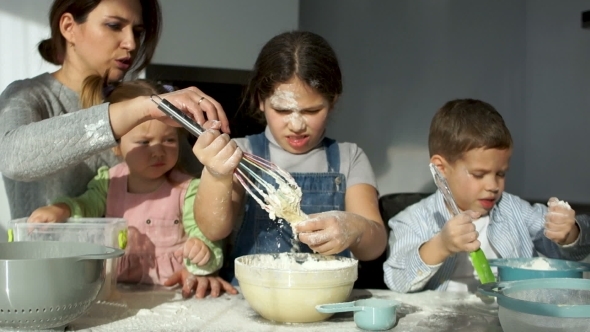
xmin=150 ymin=96 xmax=307 ymax=223
xmin=428 ymin=163 xmax=496 ymax=284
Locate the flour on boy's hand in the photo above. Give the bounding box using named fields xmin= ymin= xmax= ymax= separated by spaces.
xmin=547 ymin=197 xmax=571 ymax=210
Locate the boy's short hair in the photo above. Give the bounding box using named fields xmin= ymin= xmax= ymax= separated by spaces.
xmin=428 ymin=99 xmax=513 ymax=163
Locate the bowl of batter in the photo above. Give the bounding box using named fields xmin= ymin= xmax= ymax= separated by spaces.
xmin=235 ymin=252 xmax=358 ymax=323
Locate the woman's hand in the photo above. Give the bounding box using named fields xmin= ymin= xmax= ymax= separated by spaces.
xmin=109 ymin=87 xmax=231 ymax=140
xmin=148 ymin=87 xmax=230 ymax=133
xmin=163 ymin=269 xmax=238 ymax=299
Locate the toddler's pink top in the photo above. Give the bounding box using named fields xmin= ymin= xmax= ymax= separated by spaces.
xmin=106 ymin=163 xmax=191 ymax=285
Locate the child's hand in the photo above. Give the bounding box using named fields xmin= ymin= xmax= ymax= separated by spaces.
xmin=545 ymin=197 xmax=579 ymax=245
xmin=176 ymin=237 xmax=211 ymax=266
xmin=439 ymin=211 xmax=481 ymax=254
xmin=163 ymin=269 xmax=239 ymax=299
xmin=192 ymin=127 xmax=242 ymax=179
xmin=27 ymin=203 xmax=71 ymax=223
xmin=295 ymin=211 xmax=365 ymax=256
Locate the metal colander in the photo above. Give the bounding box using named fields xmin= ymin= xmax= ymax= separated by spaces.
xmin=0 ymin=241 xmax=123 ymax=330
xmin=479 ymin=278 xmax=590 ymax=332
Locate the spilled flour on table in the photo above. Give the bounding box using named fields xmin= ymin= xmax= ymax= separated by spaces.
xmin=72 ymin=287 xmax=501 ymax=332
xmin=357 ymin=291 xmax=500 ymax=332
xmin=71 ymin=289 xmax=207 ymax=332
xmin=406 ymin=293 xmax=499 ymax=331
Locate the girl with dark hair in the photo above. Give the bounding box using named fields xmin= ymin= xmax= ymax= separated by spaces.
xmin=191 ymin=31 xmax=387 ymax=284
xmin=0 ymin=0 xmax=229 ymax=221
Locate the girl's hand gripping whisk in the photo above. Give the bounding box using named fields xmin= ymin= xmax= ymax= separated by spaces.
xmin=193 ymin=127 xmax=243 ymax=179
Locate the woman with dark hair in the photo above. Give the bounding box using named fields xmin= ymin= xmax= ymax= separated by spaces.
xmin=0 ymin=0 xmax=229 ymax=219
xmin=0 ymin=0 xmax=233 ymax=297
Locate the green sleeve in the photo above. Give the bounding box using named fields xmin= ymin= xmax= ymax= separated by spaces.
xmin=52 ymin=166 xmax=109 ymax=218
xmin=182 ymin=178 xmax=224 ymax=275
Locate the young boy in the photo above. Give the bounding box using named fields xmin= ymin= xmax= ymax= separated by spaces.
xmin=384 ymin=99 xmax=590 ymax=293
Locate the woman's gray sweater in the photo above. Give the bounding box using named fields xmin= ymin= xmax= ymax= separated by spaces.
xmin=0 ymin=73 xmax=120 ymax=219
xmin=0 ymin=73 xmax=204 ymax=219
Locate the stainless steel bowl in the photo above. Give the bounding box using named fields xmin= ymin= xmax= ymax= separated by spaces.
xmin=0 ymin=241 xmax=124 ymax=330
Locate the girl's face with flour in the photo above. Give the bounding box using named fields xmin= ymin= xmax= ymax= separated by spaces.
xmin=260 ymin=76 xmax=331 ymax=154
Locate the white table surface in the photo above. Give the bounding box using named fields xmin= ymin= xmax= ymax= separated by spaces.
xmin=67 ymin=285 xmax=502 ymax=332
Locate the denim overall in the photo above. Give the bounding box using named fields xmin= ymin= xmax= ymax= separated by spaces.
xmin=222 ymin=132 xmax=349 ymax=284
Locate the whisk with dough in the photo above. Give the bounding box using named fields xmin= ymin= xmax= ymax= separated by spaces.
xmin=235 ymin=152 xmax=307 ymax=223
xmin=150 ymin=95 xmax=307 ymax=224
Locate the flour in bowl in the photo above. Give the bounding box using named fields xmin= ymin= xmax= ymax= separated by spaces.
xmin=240 ymin=253 xmax=355 ymax=271
xmin=519 ymin=258 xmax=556 ymax=271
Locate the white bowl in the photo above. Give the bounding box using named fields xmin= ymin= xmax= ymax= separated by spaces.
xmin=235 ymin=253 xmax=358 ymax=323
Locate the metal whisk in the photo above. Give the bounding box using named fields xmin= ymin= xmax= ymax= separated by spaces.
xmin=150 ymin=96 xmax=306 ymax=222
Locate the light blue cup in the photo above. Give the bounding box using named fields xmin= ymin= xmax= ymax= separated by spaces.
xmin=316 ymin=298 xmax=400 ymax=331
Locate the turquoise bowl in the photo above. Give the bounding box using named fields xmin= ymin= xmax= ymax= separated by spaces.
xmin=488 ymin=257 xmax=590 ymax=281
